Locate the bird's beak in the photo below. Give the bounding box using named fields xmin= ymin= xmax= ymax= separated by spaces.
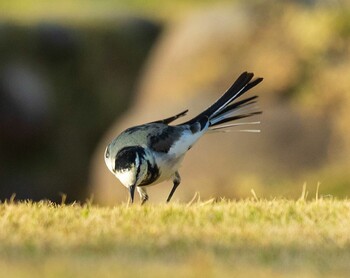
xmin=129 ymin=184 xmax=136 ymax=203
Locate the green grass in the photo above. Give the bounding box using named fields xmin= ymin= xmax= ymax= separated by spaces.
xmin=1 ymin=198 xmax=350 ymax=277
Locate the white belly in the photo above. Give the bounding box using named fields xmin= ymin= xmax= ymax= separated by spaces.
xmin=146 ymin=126 xmax=206 ymax=186
xmin=152 ymin=154 xmax=185 ymax=184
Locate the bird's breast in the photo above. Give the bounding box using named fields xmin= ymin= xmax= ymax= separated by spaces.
xmin=115 ymin=169 xmax=136 ymax=188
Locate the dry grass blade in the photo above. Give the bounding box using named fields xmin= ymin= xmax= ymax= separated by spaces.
xmin=0 ymin=198 xmax=349 ymax=277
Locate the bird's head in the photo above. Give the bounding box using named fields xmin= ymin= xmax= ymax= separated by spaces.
xmin=104 ymin=145 xmax=148 ymax=202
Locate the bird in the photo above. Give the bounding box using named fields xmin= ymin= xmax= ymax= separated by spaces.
xmin=104 ymin=71 xmax=263 ymax=204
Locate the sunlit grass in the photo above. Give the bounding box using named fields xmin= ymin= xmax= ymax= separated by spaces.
xmin=1 ymin=197 xmax=350 ymax=277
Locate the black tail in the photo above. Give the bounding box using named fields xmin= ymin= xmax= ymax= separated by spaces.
xmin=183 ymin=72 xmax=263 ymax=130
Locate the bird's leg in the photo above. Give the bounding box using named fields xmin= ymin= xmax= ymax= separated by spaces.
xmin=166 ymin=171 xmax=181 ymax=203
xmin=137 ymin=187 xmax=149 ymax=205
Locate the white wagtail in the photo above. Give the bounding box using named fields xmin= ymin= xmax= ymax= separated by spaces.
xmin=104 ymin=72 xmax=263 ymax=204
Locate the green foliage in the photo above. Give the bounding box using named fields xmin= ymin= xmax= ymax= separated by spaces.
xmin=1 ymin=199 xmax=350 ymax=277
xmin=0 ymin=0 xmax=232 ymax=24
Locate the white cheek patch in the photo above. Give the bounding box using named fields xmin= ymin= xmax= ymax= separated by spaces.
xmin=116 ymin=169 xmax=136 ymax=187
xmin=105 ymin=158 xmax=114 ymax=173
xmin=112 ymin=151 xmax=140 ymax=187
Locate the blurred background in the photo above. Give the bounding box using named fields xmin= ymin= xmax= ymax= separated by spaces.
xmin=0 ymin=0 xmax=349 ymax=204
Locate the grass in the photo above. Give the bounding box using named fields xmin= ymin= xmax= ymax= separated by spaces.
xmin=1 ymin=196 xmax=350 ymax=277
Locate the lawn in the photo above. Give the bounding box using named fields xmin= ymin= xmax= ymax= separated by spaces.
xmin=0 ymin=196 xmax=350 ymax=277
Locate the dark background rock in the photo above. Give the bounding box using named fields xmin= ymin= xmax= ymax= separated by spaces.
xmin=0 ymin=19 xmax=161 ymax=202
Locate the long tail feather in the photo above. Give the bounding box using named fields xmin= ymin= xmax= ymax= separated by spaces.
xmin=211 ymin=111 xmax=262 ymax=127
xmin=214 ymin=95 xmax=258 ymax=118
xmin=210 ymin=121 xmax=261 ymax=130
xmin=209 ymin=96 xmax=260 ymax=126
xmin=182 ymin=72 xmax=263 ymax=131
xmin=207 ymin=129 xmax=261 ymax=133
